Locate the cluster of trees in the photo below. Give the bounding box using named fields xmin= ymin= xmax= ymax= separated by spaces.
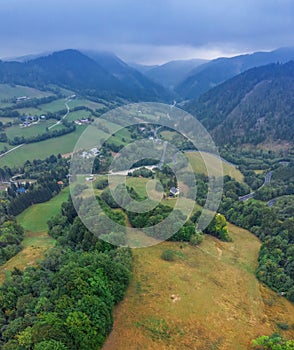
xmin=2 ymin=155 xmax=69 ymax=216
xmin=0 ymin=196 xmax=132 ymax=349
xmin=254 ymin=163 xmax=294 ymax=201
xmin=274 ymin=197 xmax=294 ymax=221
xmin=0 ymin=219 xmax=24 ymax=265
xmin=219 ymin=176 xmax=294 ymax=301
xmin=100 ymin=184 xmax=144 ymax=209
xmin=205 ymin=213 xmax=231 ymax=242
xmin=252 ymin=334 xmax=294 ymax=349
xmin=220 ymin=146 xmax=283 ymax=171
xmin=129 ymin=167 xmax=153 ymax=178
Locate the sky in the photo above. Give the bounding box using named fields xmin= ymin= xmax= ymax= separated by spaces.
xmin=0 ymin=0 xmax=294 ymax=64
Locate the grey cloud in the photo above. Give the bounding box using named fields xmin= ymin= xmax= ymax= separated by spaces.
xmin=0 ymin=0 xmax=294 ymax=62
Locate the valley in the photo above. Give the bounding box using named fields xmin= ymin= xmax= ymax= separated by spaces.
xmin=0 ymin=47 xmax=293 ymax=350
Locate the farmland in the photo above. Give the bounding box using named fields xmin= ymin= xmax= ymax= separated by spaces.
xmin=0 ymin=84 xmax=53 ymax=100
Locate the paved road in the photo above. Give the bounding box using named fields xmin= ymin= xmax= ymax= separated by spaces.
xmin=239 ymin=171 xmax=273 ymax=202
xmin=267 ymin=198 xmax=276 ymax=207
xmin=107 ymin=165 xmax=157 ymax=176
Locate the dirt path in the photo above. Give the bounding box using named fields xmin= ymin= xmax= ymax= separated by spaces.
xmin=0 ymin=143 xmax=25 ymax=158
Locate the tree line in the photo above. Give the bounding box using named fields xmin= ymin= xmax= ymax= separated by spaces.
xmin=0 ymin=195 xmax=132 ymax=349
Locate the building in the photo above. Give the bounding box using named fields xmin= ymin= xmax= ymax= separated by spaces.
xmin=16 ymin=187 xmax=26 ymax=194
xmin=169 ymin=187 xmax=180 ymax=197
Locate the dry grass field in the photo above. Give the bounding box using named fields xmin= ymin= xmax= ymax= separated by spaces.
xmin=103 ymin=223 xmax=294 ymax=350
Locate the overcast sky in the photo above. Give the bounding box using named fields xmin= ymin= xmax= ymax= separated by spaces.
xmin=1 ymin=0 xmax=294 ymax=64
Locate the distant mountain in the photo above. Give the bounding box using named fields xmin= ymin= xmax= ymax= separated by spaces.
xmin=83 ymin=50 xmax=171 ymax=100
xmin=129 ymin=63 xmax=159 ymax=74
xmin=0 ymin=49 xmax=171 ymax=102
xmin=176 ymin=47 xmax=294 ymax=99
xmin=185 ymin=61 xmax=294 ymax=147
xmin=133 ymin=59 xmax=208 ymax=89
xmin=4 ymin=52 xmax=52 ymax=62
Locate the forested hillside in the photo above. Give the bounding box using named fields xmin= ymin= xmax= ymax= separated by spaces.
xmin=0 ymin=50 xmax=170 ymax=102
xmin=185 ymin=61 xmax=294 ymax=146
xmin=176 ymin=47 xmax=294 ymax=98
xmin=0 ymin=197 xmax=132 ymax=350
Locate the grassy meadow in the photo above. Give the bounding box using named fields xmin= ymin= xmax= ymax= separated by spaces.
xmin=0 ymin=188 xmax=70 ymax=284
xmin=0 ymin=84 xmax=53 ymax=100
xmin=186 ymin=151 xmax=244 ymax=182
xmin=103 ymin=223 xmax=294 ymax=350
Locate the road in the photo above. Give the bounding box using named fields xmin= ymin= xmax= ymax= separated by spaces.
xmin=0 ymin=144 xmax=25 ymax=158
xmin=157 ymin=141 xmax=168 ymax=169
xmin=239 ymin=171 xmax=273 ymax=202
xmin=48 ymin=99 xmax=71 ymax=130
xmin=107 ymin=165 xmax=157 ymax=176
xmin=0 ymin=97 xmax=72 ymax=160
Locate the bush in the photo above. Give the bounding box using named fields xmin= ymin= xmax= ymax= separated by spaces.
xmin=161 ymin=249 xmax=176 ymax=261
xmin=190 ymin=231 xmax=204 ymax=245
xmin=95 ymin=178 xmax=109 ymax=190
xmin=276 ymin=322 xmax=289 ymax=330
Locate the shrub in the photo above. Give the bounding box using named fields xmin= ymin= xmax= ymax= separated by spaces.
xmin=190 ymin=231 xmax=204 ymax=245
xmin=161 ymin=249 xmax=176 ymax=261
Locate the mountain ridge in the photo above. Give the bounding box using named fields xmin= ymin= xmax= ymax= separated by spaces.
xmin=176 ymin=47 xmax=294 ymax=99
xmin=0 ymin=49 xmax=171 ymax=102
xmin=185 ymin=60 xmax=294 ymax=147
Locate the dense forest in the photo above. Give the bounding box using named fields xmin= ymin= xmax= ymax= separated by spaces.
xmin=219 ymin=176 xmax=294 ymax=301
xmin=185 ymin=61 xmax=294 ymax=146
xmin=6 ymin=155 xmax=69 ymax=216
xmin=0 ymin=197 xmax=132 ymax=349
xmin=0 ymin=155 xmax=69 ymax=264
xmin=0 ymin=50 xmax=171 ymax=102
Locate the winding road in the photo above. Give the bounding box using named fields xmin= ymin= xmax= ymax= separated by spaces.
xmin=239 ymin=171 xmax=273 ymax=202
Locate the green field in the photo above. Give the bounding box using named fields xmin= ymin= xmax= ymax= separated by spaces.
xmin=0 ymin=142 xmax=12 ymax=153
xmin=15 ymin=107 xmax=44 ymax=116
xmin=159 ymin=130 xmax=176 ymax=141
xmin=17 ymin=187 xmax=70 ymax=232
xmin=186 ymin=151 xmax=244 ymax=182
xmin=0 ymin=84 xmax=53 ymax=100
xmin=0 ymin=127 xmax=86 ymax=167
xmin=0 ymin=117 xmax=15 ymax=124
xmin=0 ymin=188 xmax=69 ymax=284
xmin=6 ymin=120 xmax=56 ymax=139
xmin=0 ymin=123 xmax=111 ymax=167
xmin=67 ymin=98 xmax=106 ymax=111
xmin=40 ymin=98 xmax=68 ymax=112
xmin=108 ymin=128 xmax=132 ymax=146
xmin=66 ymin=110 xmax=92 ymax=122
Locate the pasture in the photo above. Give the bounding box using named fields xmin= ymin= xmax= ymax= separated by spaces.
xmin=103 ymin=223 xmax=294 ymax=350
xmin=0 ymin=188 xmax=69 ymax=284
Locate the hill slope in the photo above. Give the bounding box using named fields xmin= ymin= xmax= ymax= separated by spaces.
xmin=185 ymin=61 xmax=294 ymax=147
xmin=0 ymin=50 xmax=171 ymax=101
xmin=143 ymin=59 xmax=208 ymax=89
xmin=84 ymin=50 xmax=171 ymax=100
xmin=102 ymin=224 xmax=294 ymax=349
xmin=176 ymin=47 xmax=294 ymax=99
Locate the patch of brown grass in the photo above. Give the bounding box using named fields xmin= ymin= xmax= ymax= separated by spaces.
xmin=103 ymin=223 xmax=294 ymax=350
xmin=0 ymin=231 xmax=55 ymax=284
